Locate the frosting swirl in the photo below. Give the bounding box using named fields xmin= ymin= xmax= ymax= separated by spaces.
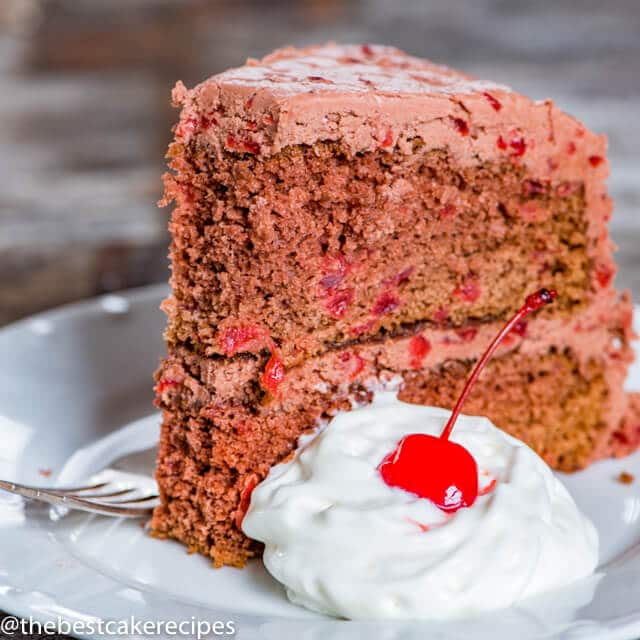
xmin=242 ymin=392 xmax=598 ymax=620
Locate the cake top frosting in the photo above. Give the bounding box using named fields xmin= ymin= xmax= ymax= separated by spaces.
xmin=171 ymin=43 xmax=607 ymax=190
xmin=213 ymin=43 xmax=505 ymax=97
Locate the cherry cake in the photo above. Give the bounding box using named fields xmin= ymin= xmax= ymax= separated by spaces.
xmin=151 ymin=44 xmax=640 ymax=568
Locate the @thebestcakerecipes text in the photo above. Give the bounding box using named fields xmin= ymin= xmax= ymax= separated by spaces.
xmin=0 ymin=614 xmax=236 ymax=638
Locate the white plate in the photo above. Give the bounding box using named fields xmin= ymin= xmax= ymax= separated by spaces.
xmin=1 ymin=285 xmax=640 ymax=640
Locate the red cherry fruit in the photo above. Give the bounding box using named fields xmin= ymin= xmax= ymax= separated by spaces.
xmin=379 ymin=288 xmax=557 ymax=512
xmin=380 ymin=433 xmax=478 ymax=511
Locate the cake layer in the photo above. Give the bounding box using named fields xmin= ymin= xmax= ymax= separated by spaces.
xmin=162 ymin=45 xmax=614 ymax=366
xmin=152 ymin=297 xmax=637 ymax=567
xmin=164 ymin=142 xmax=604 ymax=365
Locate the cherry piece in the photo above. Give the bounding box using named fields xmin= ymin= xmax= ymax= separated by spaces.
xmin=409 ymin=335 xmax=431 ymax=369
xmin=482 ymin=92 xmax=502 ymax=111
xmin=156 ymin=378 xmax=180 ymax=394
xmin=340 ymin=351 xmax=366 ymax=380
xmin=433 ymin=307 xmax=449 ymax=324
xmin=219 ymin=324 xmax=285 ymax=395
xmin=241 ymin=139 xmax=261 ymax=154
xmin=612 ymin=431 xmax=630 ymax=446
xmin=235 ymin=474 xmax=258 ymax=529
xmin=319 ymin=253 xmax=350 ymax=291
xmin=595 ymin=264 xmax=614 ymax=288
xmin=380 ymin=127 xmax=394 ymax=147
xmin=350 ymin=318 xmax=376 ymax=337
xmin=219 ymin=324 xmax=270 ymax=356
xmin=509 ymin=137 xmax=527 ymax=156
xmin=454 ymin=279 xmax=481 ymax=303
xmin=175 ymin=114 xmax=216 ymax=138
xmin=226 ymin=134 xmax=260 ymax=154
xmin=451 ymin=117 xmax=470 ymax=136
xmin=385 ymin=266 xmax=415 ymax=287
xmin=175 ymin=118 xmax=199 ymax=138
xmin=326 ymin=288 xmax=354 ymax=319
xmin=379 ymin=288 xmax=557 ymax=513
xmin=372 ymin=291 xmax=400 ymax=316
xmin=260 ymin=352 xmax=285 ymax=396
xmin=511 ymin=319 xmax=528 ymax=337
xmin=588 ymin=155 xmax=604 ymax=167
xmin=439 ymin=203 xmax=457 ymax=219
xmin=456 ymin=327 xmax=478 ymax=342
xmin=497 ymin=135 xmax=527 ymax=156
xmin=478 ymin=477 xmax=497 ymax=496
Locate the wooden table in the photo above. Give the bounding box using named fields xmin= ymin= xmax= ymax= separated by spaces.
xmin=1 ymin=0 xmax=639 ymax=637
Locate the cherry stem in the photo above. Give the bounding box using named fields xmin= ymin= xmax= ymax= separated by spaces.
xmin=440 ymin=288 xmax=557 ymax=441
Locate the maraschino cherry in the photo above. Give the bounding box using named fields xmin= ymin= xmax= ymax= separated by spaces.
xmin=379 ymin=288 xmax=557 ymax=513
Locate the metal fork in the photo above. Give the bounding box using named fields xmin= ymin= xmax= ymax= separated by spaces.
xmin=0 ymin=469 xmax=159 ymax=518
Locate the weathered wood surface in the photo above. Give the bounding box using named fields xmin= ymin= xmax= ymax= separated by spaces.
xmin=0 ymin=0 xmax=639 ymax=329
xmin=0 ymin=0 xmax=639 ymax=636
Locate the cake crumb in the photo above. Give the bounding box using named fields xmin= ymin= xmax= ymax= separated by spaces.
xmin=38 ymin=468 xmax=52 ymax=477
xmin=617 ymin=471 xmax=635 ymax=485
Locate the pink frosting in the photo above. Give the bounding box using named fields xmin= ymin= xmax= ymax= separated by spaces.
xmin=190 ymin=292 xmax=634 ymax=423
xmin=171 ymin=44 xmax=615 ymax=297
xmin=172 ymin=44 xmax=607 ymax=180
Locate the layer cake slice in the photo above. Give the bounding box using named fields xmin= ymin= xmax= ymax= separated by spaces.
xmin=151 ymin=44 xmax=639 ymax=567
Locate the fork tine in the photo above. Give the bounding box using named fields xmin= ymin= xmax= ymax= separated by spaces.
xmin=75 ymin=488 xmax=138 ymax=499
xmin=50 ymin=491 xmax=155 ymax=518
xmin=56 ymin=496 xmax=154 ymax=517
xmin=102 ymin=494 xmax=160 ymax=505
xmin=48 ymin=482 xmax=111 ymax=495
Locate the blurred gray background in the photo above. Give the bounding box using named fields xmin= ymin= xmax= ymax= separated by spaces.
xmin=0 ymin=0 xmax=639 ymax=328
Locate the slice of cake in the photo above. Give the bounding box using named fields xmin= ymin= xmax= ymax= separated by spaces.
xmin=151 ymin=44 xmax=638 ymax=568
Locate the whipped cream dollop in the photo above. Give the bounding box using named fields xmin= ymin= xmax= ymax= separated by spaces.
xmin=242 ymin=392 xmax=598 ymax=620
